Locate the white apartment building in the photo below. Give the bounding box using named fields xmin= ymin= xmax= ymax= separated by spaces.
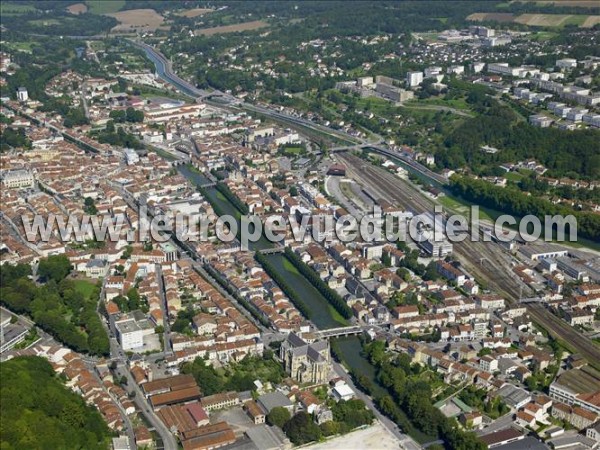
xmin=17 ymin=87 xmax=28 ymax=102
xmin=115 ymin=318 xmax=144 ymax=350
xmin=406 ymin=71 xmax=424 ymax=88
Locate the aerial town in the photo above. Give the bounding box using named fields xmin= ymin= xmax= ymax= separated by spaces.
xmin=0 ymin=2 xmax=599 ymax=450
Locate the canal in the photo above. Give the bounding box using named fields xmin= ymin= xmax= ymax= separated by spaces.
xmin=178 ymin=164 xmax=351 ymax=330
xmin=332 ymin=336 xmax=436 ymax=445
xmin=178 ymin=164 xmax=274 ymax=251
xmin=264 ymin=253 xmax=348 ymax=330
xmin=159 ymin=68 xmax=433 ymax=444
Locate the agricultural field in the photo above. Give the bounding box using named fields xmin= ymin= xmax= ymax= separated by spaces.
xmin=176 ymin=8 xmax=214 ymax=18
xmin=0 ymin=2 xmax=35 ymax=15
xmin=466 ymin=12 xmax=516 ymax=23
xmin=85 ymin=0 xmax=124 ymax=14
xmin=582 ymin=15 xmax=600 ymax=27
xmin=66 ymin=3 xmax=87 ymax=15
xmin=517 ymin=0 xmax=600 ymax=7
xmin=468 ymin=11 xmax=599 ymax=27
xmin=195 ymin=20 xmax=269 ymax=36
xmin=106 ymin=8 xmax=166 ymax=32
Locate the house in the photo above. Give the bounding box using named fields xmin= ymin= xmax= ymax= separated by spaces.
xmin=332 ymin=383 xmax=355 ymax=402
xmin=244 ymin=400 xmax=266 ymax=425
xmin=257 ymin=392 xmax=294 ymax=414
xmin=515 ymin=411 xmax=536 ymax=428
xmin=586 ymin=421 xmax=600 ymax=442
xmin=480 ymin=355 xmax=498 ymax=373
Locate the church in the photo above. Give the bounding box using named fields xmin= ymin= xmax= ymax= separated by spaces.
xmin=280 ymin=332 xmax=331 ymax=384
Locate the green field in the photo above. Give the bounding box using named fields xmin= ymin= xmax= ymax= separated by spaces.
xmin=73 ymin=279 xmax=98 ymax=300
xmin=86 ymin=0 xmax=125 ymax=14
xmin=437 ymin=194 xmax=495 ymax=222
xmin=281 ymin=257 xmax=348 ymax=325
xmin=28 ymin=19 xmax=61 ymax=26
xmin=0 ymin=2 xmax=35 ymax=15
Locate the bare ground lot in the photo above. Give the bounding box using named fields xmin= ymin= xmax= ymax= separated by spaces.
xmin=106 ymin=8 xmax=165 ymax=32
xmin=582 ymin=15 xmax=600 ymax=27
xmin=467 ymin=12 xmax=516 ymax=22
xmin=66 ymin=3 xmax=87 ymax=15
xmin=177 ymin=8 xmax=214 ymax=18
xmin=195 ymin=20 xmax=269 ymax=36
xmin=518 ymin=0 xmax=600 ymax=7
xmin=303 ymin=422 xmax=401 ymax=450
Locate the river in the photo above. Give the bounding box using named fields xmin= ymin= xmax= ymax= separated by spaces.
xmin=162 ymin=61 xmax=432 ymax=445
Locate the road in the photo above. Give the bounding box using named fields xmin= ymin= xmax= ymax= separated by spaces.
xmin=331 ymin=360 xmax=422 ymax=450
xmin=113 ymin=356 xmax=177 ymax=450
xmin=336 ymin=151 xmax=600 ymax=367
xmin=87 ymin=358 xmax=137 ymax=450
xmin=80 ymin=81 xmax=90 ymax=120
xmin=155 ymin=264 xmax=173 ymax=355
xmin=527 ymin=303 xmax=600 ymax=367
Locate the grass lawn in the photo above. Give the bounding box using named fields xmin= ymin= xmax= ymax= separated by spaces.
xmin=282 ymin=146 xmax=303 ymax=156
xmin=73 ymin=279 xmax=98 ymax=300
xmin=355 ymin=96 xmax=394 ymax=115
xmin=562 ymin=15 xmax=587 ymax=27
xmin=531 ymin=31 xmax=559 ymax=41
xmin=28 ymin=19 xmax=62 ymax=26
xmin=281 ymin=257 xmax=348 ymax=326
xmin=504 ymin=171 xmax=524 ymax=182
xmin=86 ymin=0 xmax=125 ymax=14
xmin=0 ymin=2 xmax=35 ymax=15
xmin=437 ymin=194 xmax=495 ymax=222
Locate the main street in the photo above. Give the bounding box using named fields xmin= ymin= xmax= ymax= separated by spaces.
xmin=155 ymin=264 xmax=173 ymax=355
xmin=112 ymin=345 xmax=178 ymax=450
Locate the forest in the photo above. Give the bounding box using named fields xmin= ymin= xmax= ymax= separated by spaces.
xmin=0 ymin=258 xmax=110 ymax=356
xmin=0 ymin=356 xmax=112 ymax=450
xmin=180 ymin=353 xmax=285 ymax=396
xmin=360 ymin=340 xmax=486 ymax=450
xmin=449 ymin=176 xmax=600 ymax=242
xmin=440 ymin=101 xmax=600 ymax=180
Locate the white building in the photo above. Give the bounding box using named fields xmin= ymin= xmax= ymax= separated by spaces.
xmin=16 ymin=87 xmax=28 ymax=102
xmin=556 ymin=58 xmax=577 ymax=70
xmin=529 ymin=115 xmax=553 ymax=128
xmin=406 ymin=71 xmax=424 ymax=88
xmin=471 ymin=62 xmax=485 ymax=73
xmin=424 ymin=66 xmax=443 ymax=79
xmin=124 ymin=148 xmax=140 ymax=165
xmin=332 ymin=383 xmax=355 ymax=402
xmin=115 ymin=318 xmax=144 ymax=350
xmin=2 ymin=169 xmax=34 ymax=189
xmin=447 ymin=65 xmax=465 ymax=75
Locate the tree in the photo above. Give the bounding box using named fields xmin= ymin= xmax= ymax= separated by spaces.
xmin=283 ymin=412 xmax=322 ymax=445
xmin=0 ymin=356 xmax=111 ymax=450
xmin=83 ymin=197 xmax=97 ymax=215
xmin=38 ymin=255 xmax=72 ymax=283
xmin=267 ymin=406 xmax=291 ymax=429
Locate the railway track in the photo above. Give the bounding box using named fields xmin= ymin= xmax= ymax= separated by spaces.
xmin=528 ymin=303 xmax=600 ymax=367
xmin=339 ymin=152 xmax=527 ymax=298
xmin=338 ymin=152 xmax=600 ymax=364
